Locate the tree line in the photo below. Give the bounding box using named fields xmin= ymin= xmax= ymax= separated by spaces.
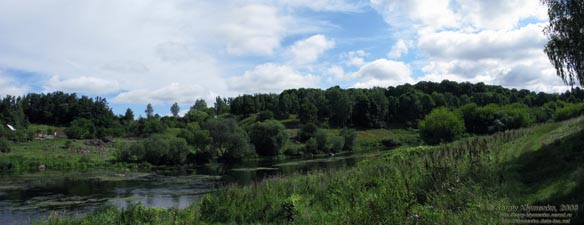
xmin=229 ymin=80 xmax=584 ymax=127
xmin=1 ymin=80 xmax=584 ymax=164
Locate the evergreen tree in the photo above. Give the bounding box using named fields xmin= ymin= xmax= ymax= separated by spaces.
xmin=145 ymin=103 xmax=154 ymax=118
xmin=170 ymin=102 xmax=180 ymax=117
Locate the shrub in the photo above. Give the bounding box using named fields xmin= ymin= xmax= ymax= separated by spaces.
xmin=0 ymin=138 xmax=10 ymax=153
xmin=305 ymin=138 xmax=318 ymax=154
xmin=553 ymin=103 xmax=584 ymax=121
xmin=298 ymin=123 xmax=318 ymax=142
xmin=117 ymin=134 xmax=190 ymax=165
xmin=419 ymin=107 xmax=465 ymax=145
xmin=339 ymin=128 xmax=356 ymax=151
xmin=328 ymin=136 xmax=345 ymax=153
xmin=283 ymin=145 xmax=302 ymax=156
xmin=461 ymin=103 xmax=534 ymax=134
xmin=66 ymin=118 xmax=96 ymax=139
xmin=63 ymin=140 xmax=73 ymax=149
xmin=381 ymin=139 xmax=401 ymax=149
xmin=206 ymin=118 xmax=253 ymax=161
xmin=315 ymin=129 xmax=328 ymax=152
xmin=256 ymin=111 xmax=275 ymax=122
xmin=118 ymin=142 xmax=145 ymax=163
xmin=249 ymin=120 xmax=288 ymax=156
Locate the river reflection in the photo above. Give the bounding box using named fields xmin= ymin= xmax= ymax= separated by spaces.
xmin=0 ymin=149 xmax=381 ymax=224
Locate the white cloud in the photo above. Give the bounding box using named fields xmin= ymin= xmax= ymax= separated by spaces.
xmin=370 ymin=0 xmax=547 ymax=31
xmin=456 ymin=0 xmax=547 ymax=30
xmin=365 ymin=0 xmax=566 ymax=93
xmin=351 ymin=59 xmax=414 ymax=88
xmin=418 ymin=23 xmax=547 ymax=61
xmin=0 ymin=1 xmax=331 ymax=104
xmin=277 ymin=0 xmax=367 ymax=12
xmin=288 ymin=34 xmax=335 ymax=65
xmin=326 ymin=65 xmax=347 ymax=80
xmin=45 ymin=76 xmax=120 ymax=94
xmin=228 ymin=63 xmax=320 ymax=94
xmin=343 ymin=50 xmax=367 ymax=67
xmin=113 ymin=83 xmax=210 ymax=105
xmin=0 ymin=72 xmax=28 ymax=97
xmin=416 ymin=21 xmax=568 ymax=93
xmin=370 ymin=0 xmax=458 ymax=29
xmin=388 ymin=39 xmax=409 ymax=59
xmin=221 ymin=4 xmax=288 ymax=55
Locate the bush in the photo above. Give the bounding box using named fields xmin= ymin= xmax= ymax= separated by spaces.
xmin=118 ymin=142 xmax=145 ymax=163
xmin=66 ymin=118 xmax=96 ymax=139
xmin=63 ymin=140 xmax=73 ymax=149
xmin=283 ymin=145 xmax=302 ymax=156
xmin=553 ymin=103 xmax=584 ymax=121
xmin=0 ymin=138 xmax=10 ymax=153
xmin=328 ymin=136 xmax=345 ymax=153
xmin=461 ymin=103 xmax=534 ymax=134
xmin=339 ymin=128 xmax=356 ymax=151
xmin=257 ymin=111 xmax=275 ymax=122
xmin=315 ymin=129 xmax=328 ymax=152
xmin=118 ymin=134 xmax=190 ymax=165
xmin=419 ymin=107 xmax=465 ymax=145
xmin=381 ymin=139 xmax=401 ymax=149
xmin=249 ymin=120 xmax=288 ymax=156
xmin=206 ymin=118 xmax=253 ymax=161
xmin=305 ymin=138 xmax=318 ymax=154
xmin=298 ymin=123 xmax=318 ymax=142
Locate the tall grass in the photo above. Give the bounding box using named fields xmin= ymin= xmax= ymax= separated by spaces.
xmin=36 ymin=117 xmax=584 ymax=224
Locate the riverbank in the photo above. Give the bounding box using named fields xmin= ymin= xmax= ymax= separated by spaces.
xmin=0 ymin=137 xmax=151 ymax=172
xmin=0 ymin=122 xmax=419 ymax=173
xmin=35 ymin=117 xmax=584 ymax=224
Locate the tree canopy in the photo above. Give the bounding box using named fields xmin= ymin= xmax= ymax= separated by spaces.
xmin=542 ymin=0 xmax=584 ymax=86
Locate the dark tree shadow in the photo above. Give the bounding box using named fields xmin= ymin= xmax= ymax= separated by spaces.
xmin=504 ymin=129 xmax=584 ymax=224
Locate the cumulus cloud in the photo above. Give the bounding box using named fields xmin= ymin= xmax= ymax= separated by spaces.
xmin=371 ymin=0 xmax=546 ymax=31
xmin=343 ymin=50 xmax=367 ymax=67
xmin=351 ymin=59 xmax=414 ymax=88
xmin=388 ymin=39 xmax=409 ymax=59
xmin=221 ymin=4 xmax=288 ymax=55
xmin=113 ymin=83 xmax=210 ymax=105
xmin=370 ymin=0 xmax=458 ymax=29
xmin=0 ymin=72 xmax=28 ymax=97
xmin=416 ymin=21 xmax=567 ymax=93
xmin=45 ymin=76 xmax=120 ymax=94
xmin=0 ymin=1 xmax=338 ymax=104
xmin=366 ymin=0 xmax=566 ymax=93
xmin=228 ymin=63 xmax=320 ymax=94
xmin=418 ymin=23 xmax=547 ymax=61
xmin=456 ymin=0 xmax=547 ymax=30
xmin=326 ymin=65 xmax=346 ymax=80
xmin=288 ymin=34 xmax=335 ymax=65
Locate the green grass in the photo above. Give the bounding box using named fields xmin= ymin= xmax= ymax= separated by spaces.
xmin=27 ymin=124 xmax=66 ymax=133
xmin=0 ymin=137 xmax=145 ymax=172
xmin=37 ymin=117 xmax=584 ymax=224
xmin=354 ymin=128 xmax=421 ymax=151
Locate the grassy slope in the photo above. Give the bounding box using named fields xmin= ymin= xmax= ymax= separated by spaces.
xmin=0 ymin=135 xmax=140 ymax=172
xmin=38 ymin=117 xmax=584 ymax=224
xmin=243 ymin=114 xmax=422 ymax=153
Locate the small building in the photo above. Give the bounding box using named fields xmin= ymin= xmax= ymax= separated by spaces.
xmin=54 ymin=130 xmax=66 ymax=138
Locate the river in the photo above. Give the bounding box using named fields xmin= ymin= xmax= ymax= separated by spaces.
xmin=0 ymin=150 xmax=383 ymax=224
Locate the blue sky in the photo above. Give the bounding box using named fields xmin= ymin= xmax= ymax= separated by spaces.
xmin=0 ymin=0 xmax=569 ymax=116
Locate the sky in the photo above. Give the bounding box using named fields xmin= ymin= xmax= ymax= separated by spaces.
xmin=0 ymin=0 xmax=570 ymax=116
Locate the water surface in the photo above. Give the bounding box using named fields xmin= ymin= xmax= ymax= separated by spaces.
xmin=0 ymin=150 xmax=383 ymax=224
